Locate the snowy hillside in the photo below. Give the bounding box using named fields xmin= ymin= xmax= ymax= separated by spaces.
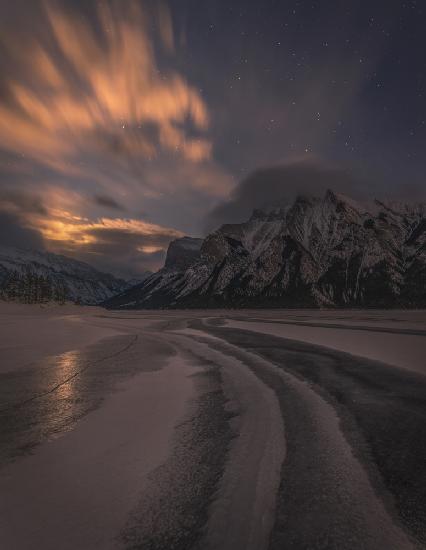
xmin=105 ymin=190 xmax=426 ymax=309
xmin=0 ymin=245 xmax=129 ymax=305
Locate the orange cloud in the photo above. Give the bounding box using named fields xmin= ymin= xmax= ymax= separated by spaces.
xmin=0 ymin=1 xmax=234 ymax=275
xmin=6 ymin=181 xmax=181 ymax=255
xmin=137 ymin=245 xmax=165 ymax=254
xmin=13 ymin=198 xmax=183 ymax=274
xmin=34 ymin=209 xmax=183 ymax=249
xmin=0 ymin=1 xmax=211 ymax=169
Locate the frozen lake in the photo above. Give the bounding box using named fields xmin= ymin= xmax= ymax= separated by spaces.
xmin=0 ymin=304 xmax=425 ymax=549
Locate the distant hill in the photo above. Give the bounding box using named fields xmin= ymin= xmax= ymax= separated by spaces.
xmin=104 ymin=190 xmax=425 ymax=309
xmin=0 ymin=245 xmax=130 ymax=305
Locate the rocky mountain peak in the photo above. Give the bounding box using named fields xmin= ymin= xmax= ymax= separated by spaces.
xmin=249 ymin=207 xmax=287 ymax=222
xmin=104 ymin=190 xmax=426 ymax=310
xmin=164 ymin=236 xmax=203 ymax=271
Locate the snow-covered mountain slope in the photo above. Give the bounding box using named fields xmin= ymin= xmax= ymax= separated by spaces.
xmin=0 ymin=245 xmax=129 ymax=305
xmin=104 ymin=190 xmax=426 ymax=309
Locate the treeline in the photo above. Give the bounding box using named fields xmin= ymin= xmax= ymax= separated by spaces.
xmin=0 ymin=269 xmax=68 ymax=304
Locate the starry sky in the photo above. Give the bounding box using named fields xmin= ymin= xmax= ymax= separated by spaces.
xmin=0 ymin=0 xmax=425 ymax=277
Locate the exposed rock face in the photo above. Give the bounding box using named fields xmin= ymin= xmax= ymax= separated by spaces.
xmin=0 ymin=245 xmax=129 ymax=305
xmin=164 ymin=237 xmax=203 ymax=271
xmin=104 ymin=190 xmax=426 ymax=309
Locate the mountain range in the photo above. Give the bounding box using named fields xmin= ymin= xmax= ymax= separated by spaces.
xmin=0 ymin=245 xmax=131 ymax=305
xmin=105 ymin=190 xmax=425 ymax=309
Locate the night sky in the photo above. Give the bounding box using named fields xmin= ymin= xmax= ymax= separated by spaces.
xmin=0 ymin=0 xmax=425 ymax=277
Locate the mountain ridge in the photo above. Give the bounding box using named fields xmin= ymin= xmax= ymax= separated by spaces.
xmin=105 ymin=189 xmax=425 ymax=310
xmin=0 ymin=245 xmax=131 ymax=305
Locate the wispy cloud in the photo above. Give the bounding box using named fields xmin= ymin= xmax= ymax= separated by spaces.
xmin=0 ymin=1 xmax=211 ymax=168
xmin=0 ymin=1 xmax=233 ymax=274
xmin=24 ymin=201 xmax=183 ymax=276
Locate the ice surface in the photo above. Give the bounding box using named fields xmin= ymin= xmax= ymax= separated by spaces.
xmin=0 ymin=354 xmax=197 ymax=550
xmin=0 ymin=305 xmax=425 ymax=549
xmin=225 ymin=313 xmax=426 ymax=374
xmin=0 ymin=303 xmax=120 ymax=373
